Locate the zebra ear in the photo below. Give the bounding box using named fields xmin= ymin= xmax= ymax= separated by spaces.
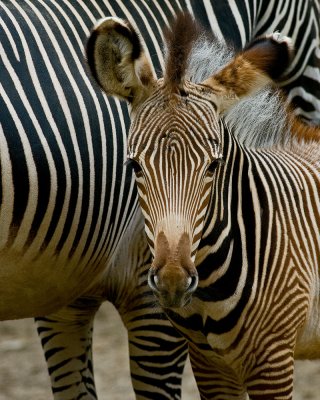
xmin=201 ymin=33 xmax=294 ymax=112
xmin=86 ymin=17 xmax=156 ymax=105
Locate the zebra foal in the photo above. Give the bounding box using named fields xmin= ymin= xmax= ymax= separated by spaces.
xmin=87 ymin=11 xmax=320 ymax=400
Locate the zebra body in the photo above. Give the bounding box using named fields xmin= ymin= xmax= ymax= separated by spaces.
xmin=88 ymin=11 xmax=320 ymax=399
xmin=0 ymin=1 xmax=189 ymax=398
xmin=1 ymin=1 xmax=319 ymax=313
xmin=0 ymin=0 xmax=143 ymax=320
xmin=173 ymin=124 xmax=320 ymax=394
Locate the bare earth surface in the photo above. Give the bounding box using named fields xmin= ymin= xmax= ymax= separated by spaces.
xmin=0 ymin=302 xmax=319 ymax=399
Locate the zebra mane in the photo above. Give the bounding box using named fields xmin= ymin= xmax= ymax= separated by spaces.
xmin=163 ymin=12 xmax=202 ymax=89
xmin=164 ymin=13 xmax=289 ymax=148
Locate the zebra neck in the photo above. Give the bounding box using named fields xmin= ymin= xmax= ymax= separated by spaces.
xmin=197 ymin=131 xmax=253 ymax=273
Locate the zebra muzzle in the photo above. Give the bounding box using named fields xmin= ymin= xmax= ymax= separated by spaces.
xmin=148 ymin=231 xmax=199 ymax=308
xmin=148 ymin=264 xmax=198 ymax=308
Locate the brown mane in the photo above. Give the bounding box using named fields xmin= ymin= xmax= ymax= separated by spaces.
xmin=164 ymin=12 xmax=202 ymax=90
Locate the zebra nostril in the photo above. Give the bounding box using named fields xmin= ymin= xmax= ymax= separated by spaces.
xmin=148 ymin=270 xmax=159 ymax=292
xmin=186 ymin=274 xmax=198 ymax=293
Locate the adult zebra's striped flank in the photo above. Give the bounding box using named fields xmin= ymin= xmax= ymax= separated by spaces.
xmin=0 ymin=1 xmax=189 ymax=399
xmin=87 ymin=11 xmax=320 ymax=400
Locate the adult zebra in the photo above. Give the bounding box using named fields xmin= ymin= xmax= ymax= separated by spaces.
xmin=1 ymin=0 xmax=319 ymax=399
xmin=87 ymin=11 xmax=320 ymax=400
xmin=0 ymin=1 xmax=189 ymax=399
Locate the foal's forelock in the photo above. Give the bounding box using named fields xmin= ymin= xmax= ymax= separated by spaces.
xmin=163 ymin=12 xmax=203 ymax=90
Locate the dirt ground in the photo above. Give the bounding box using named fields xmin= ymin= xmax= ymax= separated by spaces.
xmin=0 ymin=302 xmax=319 ymax=400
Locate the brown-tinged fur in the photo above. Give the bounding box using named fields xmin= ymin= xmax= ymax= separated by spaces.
xmin=164 ymin=15 xmax=292 ymax=104
xmin=208 ymin=56 xmax=269 ymax=97
xmin=290 ymin=117 xmax=320 ymax=141
xmin=276 ymin=90 xmax=320 ymax=142
xmin=244 ymin=36 xmax=293 ymax=80
xmin=164 ymin=12 xmax=202 ymax=90
xmin=202 ymin=35 xmax=293 ymax=108
xmin=86 ymin=17 xmax=155 ymax=104
xmin=152 ymin=232 xmax=194 ymax=273
xmin=150 ymin=232 xmax=197 ymax=308
xmin=284 ymin=100 xmax=320 ymax=142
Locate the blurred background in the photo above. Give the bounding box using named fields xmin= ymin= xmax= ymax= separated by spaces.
xmin=0 ymin=302 xmax=319 ymax=400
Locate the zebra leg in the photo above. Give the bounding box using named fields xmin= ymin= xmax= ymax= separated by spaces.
xmin=36 ymin=295 xmax=102 ymax=399
xmin=188 ymin=345 xmax=247 ymax=400
xmin=127 ymin=310 xmax=188 ymax=400
xmin=118 ymin=286 xmax=188 ymax=400
xmin=246 ymin=350 xmax=294 ymax=400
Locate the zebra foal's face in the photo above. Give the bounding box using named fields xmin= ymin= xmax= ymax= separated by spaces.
xmin=127 ymin=83 xmax=222 ymax=307
xmin=87 ymin=13 xmax=292 ymax=308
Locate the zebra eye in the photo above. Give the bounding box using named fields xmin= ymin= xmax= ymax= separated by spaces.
xmin=125 ymin=158 xmax=142 ymax=175
xmin=207 ymin=161 xmax=218 ymax=175
xmin=207 ymin=158 xmax=224 ymax=175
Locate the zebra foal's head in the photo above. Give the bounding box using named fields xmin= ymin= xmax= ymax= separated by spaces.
xmin=87 ymin=12 xmax=292 ymax=308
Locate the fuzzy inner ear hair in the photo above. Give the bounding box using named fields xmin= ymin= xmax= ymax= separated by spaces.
xmin=86 ymin=17 xmax=156 ymax=104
